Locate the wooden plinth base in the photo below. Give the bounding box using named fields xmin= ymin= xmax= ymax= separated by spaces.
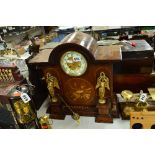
xmin=95 ymin=115 xmax=113 ymax=123
xmin=46 ymin=95 xmax=119 ymax=123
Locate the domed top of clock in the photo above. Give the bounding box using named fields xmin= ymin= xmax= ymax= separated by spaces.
xmin=61 ymin=32 xmax=98 ymax=54
xmin=48 ymin=32 xmax=98 ymax=65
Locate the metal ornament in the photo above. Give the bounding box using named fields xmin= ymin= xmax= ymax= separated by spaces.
xmin=148 ymin=88 xmax=155 ymax=101
xmin=121 ymin=90 xmax=134 ymax=101
xmin=72 ymin=112 xmax=80 ymax=125
xmin=0 ymin=68 xmax=15 ymax=82
xmin=46 ymin=73 xmax=60 ymax=103
xmin=39 ymin=115 xmax=52 ymax=129
xmin=96 ymin=72 xmax=110 ymax=104
xmin=121 ymin=90 xmax=149 ymax=117
xmin=13 ymin=100 xmax=36 ymax=124
xmin=58 ymin=94 xmax=80 ymax=125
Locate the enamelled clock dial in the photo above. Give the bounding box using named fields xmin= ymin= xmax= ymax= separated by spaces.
xmin=60 ymin=51 xmax=87 ymax=77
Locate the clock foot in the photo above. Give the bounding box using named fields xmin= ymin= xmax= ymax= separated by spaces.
xmin=95 ymin=115 xmax=113 ymax=123
xmin=46 ymin=101 xmax=66 ymax=120
xmin=96 ymin=98 xmax=113 ymax=123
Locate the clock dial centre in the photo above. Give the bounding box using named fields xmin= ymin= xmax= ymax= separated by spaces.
xmin=60 ymin=51 xmax=87 ymax=77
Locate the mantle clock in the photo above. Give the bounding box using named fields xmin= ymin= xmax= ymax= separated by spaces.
xmin=29 ymin=32 xmax=122 ymax=123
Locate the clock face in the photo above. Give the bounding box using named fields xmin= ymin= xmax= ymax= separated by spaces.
xmin=60 ymin=51 xmax=87 ymax=76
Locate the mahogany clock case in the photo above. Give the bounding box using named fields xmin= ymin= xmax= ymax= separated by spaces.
xmin=45 ymin=32 xmax=119 ymax=123
xmin=28 ymin=32 xmax=121 ymax=123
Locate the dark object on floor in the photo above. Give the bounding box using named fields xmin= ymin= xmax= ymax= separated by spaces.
xmin=8 ymin=84 xmax=39 ymax=129
xmin=27 ymin=65 xmax=48 ymax=110
xmin=0 ymin=107 xmax=16 ymax=129
xmin=132 ymin=123 xmax=143 ymax=129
